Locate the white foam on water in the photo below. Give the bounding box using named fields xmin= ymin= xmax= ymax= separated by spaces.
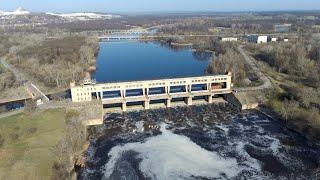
xmin=103 ymin=124 xmax=250 ymax=180
xmin=134 ymin=121 xmax=144 ymax=133
xmin=264 ymin=135 xmax=281 ymax=155
xmin=186 ymin=119 xmax=197 ymax=128
xmin=235 ymin=141 xmax=262 ymax=171
xmin=216 ymin=125 xmax=229 ymax=134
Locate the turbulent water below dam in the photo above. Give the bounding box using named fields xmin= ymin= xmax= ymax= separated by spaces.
xmin=78 ymin=103 xmax=319 ymax=180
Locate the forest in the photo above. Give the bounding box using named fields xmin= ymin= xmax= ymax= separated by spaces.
xmin=4 ymin=31 xmax=99 ymax=89
xmin=246 ymin=39 xmax=320 ymax=141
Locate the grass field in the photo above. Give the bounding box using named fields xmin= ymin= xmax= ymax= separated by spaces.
xmin=0 ymin=109 xmax=65 ymax=180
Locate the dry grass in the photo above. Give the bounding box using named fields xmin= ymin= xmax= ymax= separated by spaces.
xmin=0 ymin=86 xmax=31 ymax=103
xmin=0 ymin=109 xmax=65 ymax=180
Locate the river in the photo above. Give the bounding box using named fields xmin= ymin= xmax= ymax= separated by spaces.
xmin=78 ymin=40 xmax=319 ymax=180
xmin=93 ymin=41 xmax=212 ymax=82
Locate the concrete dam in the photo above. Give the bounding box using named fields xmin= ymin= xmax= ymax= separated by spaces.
xmin=70 ymin=72 xmax=233 ymax=112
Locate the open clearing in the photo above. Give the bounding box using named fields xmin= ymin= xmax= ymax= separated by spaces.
xmin=0 ymin=109 xmax=65 ymax=180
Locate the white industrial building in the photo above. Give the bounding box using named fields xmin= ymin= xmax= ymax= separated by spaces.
xmin=271 ymin=37 xmax=277 ymax=42
xmin=221 ymin=37 xmax=238 ymax=42
xmin=248 ymin=35 xmax=268 ymax=44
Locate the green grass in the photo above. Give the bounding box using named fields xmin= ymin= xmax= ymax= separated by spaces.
xmin=0 ymin=109 xmax=65 ymax=180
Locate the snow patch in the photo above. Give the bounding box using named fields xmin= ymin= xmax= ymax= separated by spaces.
xmin=0 ymin=7 xmax=30 ymax=16
xmin=46 ymin=12 xmax=120 ymax=21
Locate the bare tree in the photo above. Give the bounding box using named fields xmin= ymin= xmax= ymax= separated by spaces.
xmin=51 ymin=109 xmax=87 ymax=179
xmin=299 ymin=87 xmax=318 ymax=108
xmin=280 ymin=99 xmax=299 ymax=120
xmin=0 ymin=72 xmax=15 ymax=91
xmin=79 ymin=45 xmax=95 ymax=64
xmin=207 ymin=48 xmax=246 ymax=85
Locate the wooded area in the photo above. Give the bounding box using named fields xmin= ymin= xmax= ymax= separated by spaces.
xmin=206 ymin=47 xmax=247 ymax=86
xmin=5 ymin=32 xmax=99 ymax=88
xmin=247 ymin=40 xmax=320 ymax=141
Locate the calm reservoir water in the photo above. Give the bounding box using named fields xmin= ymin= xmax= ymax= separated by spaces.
xmin=79 ymin=40 xmax=319 ymax=180
xmin=93 ymin=41 xmax=211 ymax=82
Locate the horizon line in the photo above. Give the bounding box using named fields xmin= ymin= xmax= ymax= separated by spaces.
xmin=2 ymin=7 xmax=320 ymax=15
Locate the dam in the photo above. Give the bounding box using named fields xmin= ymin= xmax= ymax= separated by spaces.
xmin=70 ymin=72 xmax=232 ymax=111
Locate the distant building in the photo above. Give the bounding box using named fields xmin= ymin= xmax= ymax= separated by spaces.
xmin=248 ymin=35 xmax=268 ymax=44
xmin=271 ymin=38 xmax=277 ymax=42
xmin=284 ymin=38 xmax=289 ymax=42
xmin=220 ymin=37 xmax=238 ymax=42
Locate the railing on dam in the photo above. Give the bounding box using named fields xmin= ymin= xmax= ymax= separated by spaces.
xmin=70 ymin=73 xmax=232 ymax=111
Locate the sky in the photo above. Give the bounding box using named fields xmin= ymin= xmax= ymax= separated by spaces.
xmin=0 ymin=0 xmax=319 ymax=13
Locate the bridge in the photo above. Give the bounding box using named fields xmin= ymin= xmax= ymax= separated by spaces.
xmin=99 ymin=36 xmax=140 ymax=41
xmin=99 ymin=33 xmax=296 ymax=42
xmin=70 ymin=73 xmax=232 ymax=112
xmin=98 ymin=34 xmax=222 ymax=41
xmin=104 ymin=30 xmax=149 ymax=35
xmin=98 ymin=35 xmax=218 ymax=41
xmin=24 ymin=81 xmax=50 ymax=103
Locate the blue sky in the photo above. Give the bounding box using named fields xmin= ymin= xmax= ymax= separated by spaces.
xmin=1 ymin=0 xmax=319 ymax=13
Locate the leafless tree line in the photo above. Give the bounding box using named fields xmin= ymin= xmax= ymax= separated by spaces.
xmin=5 ymin=31 xmax=99 ymax=88
xmin=51 ymin=109 xmax=86 ymax=180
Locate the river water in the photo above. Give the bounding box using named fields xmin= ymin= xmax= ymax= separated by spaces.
xmin=79 ymin=104 xmax=319 ymax=180
xmin=93 ymin=41 xmax=211 ymax=83
xmin=79 ymin=41 xmax=319 ymax=180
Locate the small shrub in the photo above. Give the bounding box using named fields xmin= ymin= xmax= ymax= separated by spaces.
xmin=26 ymin=127 xmax=37 ymax=135
xmin=24 ymin=100 xmax=37 ymax=113
xmin=52 ymin=162 xmax=69 ymax=180
xmin=10 ymin=133 xmax=19 ymax=141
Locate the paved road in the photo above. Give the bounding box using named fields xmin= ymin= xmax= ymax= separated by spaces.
xmin=39 ymin=100 xmax=101 ymax=110
xmin=0 ymin=100 xmax=101 ymax=119
xmin=1 ymin=58 xmax=49 ymax=102
xmin=234 ymin=46 xmax=273 ymax=92
xmin=0 ymin=108 xmax=24 ymax=119
xmin=1 ymin=58 xmax=20 ymax=78
xmin=25 ymin=81 xmax=50 ymax=102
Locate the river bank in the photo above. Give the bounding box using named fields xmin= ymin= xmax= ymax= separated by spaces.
xmin=170 ymin=42 xmax=193 ymax=46
xmin=257 ymin=106 xmax=320 ymax=145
